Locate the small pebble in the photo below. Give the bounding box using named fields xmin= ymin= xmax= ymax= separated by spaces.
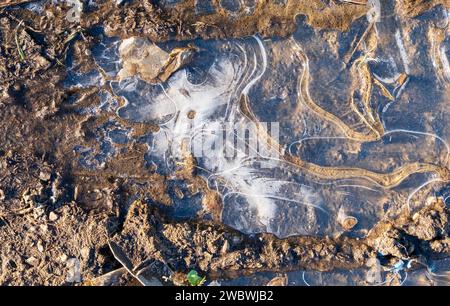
xmin=26 ymin=257 xmax=39 ymax=267
xmin=342 ymin=216 xmax=358 ymax=231
xmin=37 ymin=241 xmax=44 ymax=253
xmin=267 ymin=275 xmax=288 ymax=286
xmin=49 ymin=212 xmax=59 ymax=222
xmin=39 ymin=170 xmax=52 ymax=181
xmin=81 ymin=247 xmax=91 ymax=260
xmin=60 ymin=254 xmax=68 ymax=263
xmin=187 ymin=110 xmax=196 ymax=119
xmin=40 ymin=224 xmax=48 ymax=233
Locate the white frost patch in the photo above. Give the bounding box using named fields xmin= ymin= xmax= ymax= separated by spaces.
xmin=440 ymin=45 xmax=450 ymax=83
xmin=118 ymin=37 xmax=322 ymax=234
xmin=395 ymin=29 xmax=410 ymax=74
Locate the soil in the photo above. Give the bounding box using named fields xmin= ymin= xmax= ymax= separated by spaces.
xmin=102 ymin=0 xmax=368 ymax=41
xmin=396 ymin=0 xmax=450 ymax=17
xmin=108 ymin=198 xmax=448 ymax=284
xmin=0 ymin=0 xmax=448 ymax=285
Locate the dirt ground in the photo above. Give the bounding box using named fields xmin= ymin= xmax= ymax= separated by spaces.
xmin=0 ymin=0 xmax=449 ymax=285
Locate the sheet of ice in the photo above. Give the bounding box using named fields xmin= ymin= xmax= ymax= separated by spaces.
xmin=61 ymin=2 xmax=450 ymax=239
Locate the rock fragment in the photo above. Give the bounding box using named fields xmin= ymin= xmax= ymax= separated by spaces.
xmin=118 ymin=37 xmax=197 ymax=84
xmin=49 ymin=211 xmax=59 ymax=222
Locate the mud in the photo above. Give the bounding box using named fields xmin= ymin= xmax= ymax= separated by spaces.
xmin=0 ymin=0 xmax=449 ymax=286
xmin=397 ymin=0 xmax=450 ymax=17
xmin=109 ymin=197 xmax=447 ymax=284
xmin=103 ymin=0 xmax=368 ymax=41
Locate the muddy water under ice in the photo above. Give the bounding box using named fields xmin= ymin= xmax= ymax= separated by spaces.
xmin=214 ymin=257 xmax=450 ymax=286
xmin=60 ymin=0 xmax=450 ymax=264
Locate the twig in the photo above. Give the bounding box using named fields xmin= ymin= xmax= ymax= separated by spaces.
xmin=108 ymin=240 xmax=150 ymax=286
xmin=345 ymin=21 xmax=375 ymax=65
xmin=6 ymin=12 xmax=41 ymax=33
xmin=339 ymin=0 xmax=368 ymax=5
xmin=14 ymin=20 xmax=26 ymax=61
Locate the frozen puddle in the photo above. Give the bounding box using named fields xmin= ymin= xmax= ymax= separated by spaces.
xmin=61 ymin=3 xmax=450 ymax=239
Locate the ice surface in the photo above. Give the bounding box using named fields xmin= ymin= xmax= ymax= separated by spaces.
xmin=60 ymin=2 xmax=450 ymax=240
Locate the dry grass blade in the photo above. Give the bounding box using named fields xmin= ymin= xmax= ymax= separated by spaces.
xmin=339 ymin=0 xmax=368 ymax=4
xmin=108 ymin=240 xmax=151 ymax=286
xmin=345 ymin=21 xmax=375 ymax=65
xmin=373 ymin=77 xmax=395 ymax=101
xmin=14 ymin=20 xmax=26 ymax=61
xmin=64 ymin=29 xmax=82 ymax=46
xmin=0 ymin=0 xmax=33 ymax=9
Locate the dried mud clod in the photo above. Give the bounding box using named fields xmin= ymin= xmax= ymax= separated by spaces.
xmin=407 ymin=198 xmax=448 ymax=241
xmin=109 ymin=200 xmax=372 ymax=284
xmin=368 ymin=197 xmax=449 ymax=260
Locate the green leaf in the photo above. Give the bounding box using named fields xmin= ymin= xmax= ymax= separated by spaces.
xmin=187 ymin=270 xmax=205 ymax=286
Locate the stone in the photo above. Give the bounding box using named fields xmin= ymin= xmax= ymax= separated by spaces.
xmin=37 ymin=241 xmax=44 ymax=253
xmin=25 ymin=257 xmax=39 ymax=267
xmin=49 ymin=212 xmax=59 ymax=222
xmin=118 ymin=37 xmax=169 ymax=83
xmin=39 ymin=170 xmax=52 ymax=181
xmin=118 ymin=37 xmax=197 ymax=84
xmin=60 ymin=254 xmax=68 ymax=263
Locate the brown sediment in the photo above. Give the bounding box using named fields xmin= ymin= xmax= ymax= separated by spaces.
xmin=294 ymin=43 xmax=385 ymax=142
xmin=428 ymin=25 xmax=450 ymax=86
xmin=239 ymin=46 xmax=450 ymax=189
xmin=286 ymin=156 xmax=450 ymax=188
xmin=108 ymin=197 xmax=449 ymax=282
xmin=284 ymin=27 xmax=450 ymax=187
xmin=174 ymin=144 xmax=223 ymax=222
xmin=396 ymin=0 xmax=450 ymax=17
xmin=0 ymin=0 xmax=449 ymax=286
xmin=102 ymin=0 xmax=368 ymax=41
